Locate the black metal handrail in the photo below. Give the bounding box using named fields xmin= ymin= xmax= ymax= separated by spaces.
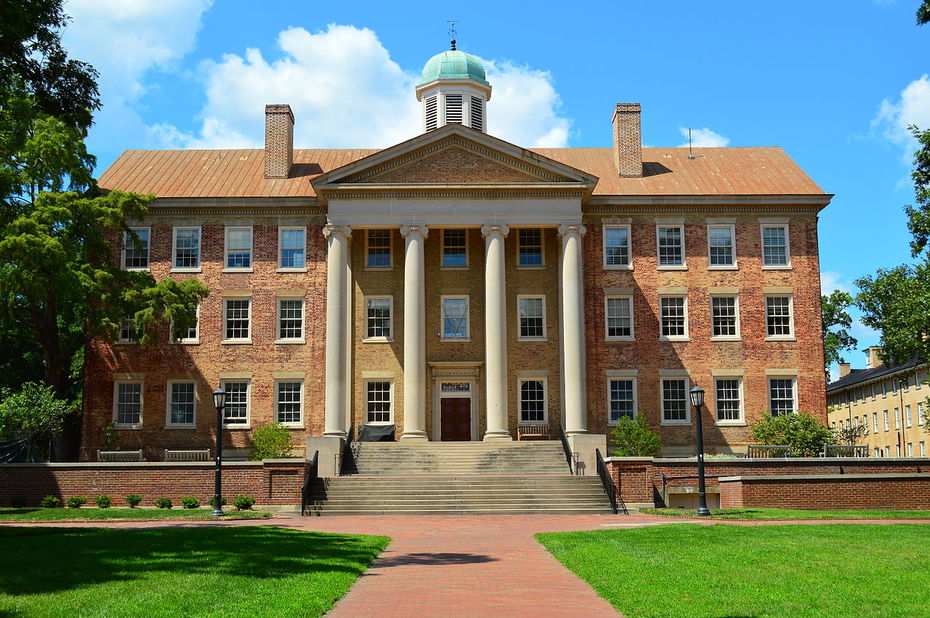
xmin=339 ymin=425 xmax=356 ymax=475
xmin=595 ymin=448 xmax=623 ymax=514
xmin=301 ymin=449 xmax=319 ymax=516
xmin=557 ymin=425 xmax=574 ymax=474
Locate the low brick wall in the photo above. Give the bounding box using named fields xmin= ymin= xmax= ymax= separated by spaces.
xmin=720 ymin=474 xmax=930 ymax=510
xmin=0 ymin=459 xmax=307 ymax=507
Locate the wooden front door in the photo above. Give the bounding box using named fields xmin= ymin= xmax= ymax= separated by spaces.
xmin=440 ymin=397 xmax=471 ymax=441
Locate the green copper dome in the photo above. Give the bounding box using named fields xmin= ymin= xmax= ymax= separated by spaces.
xmin=418 ymin=50 xmax=489 ymax=86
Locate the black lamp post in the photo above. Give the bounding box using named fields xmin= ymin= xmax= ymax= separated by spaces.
xmin=689 ymin=385 xmax=711 ymax=517
xmin=212 ymin=388 xmax=227 ymax=517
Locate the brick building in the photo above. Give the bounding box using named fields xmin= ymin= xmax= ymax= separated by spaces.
xmin=81 ymin=46 xmax=831 ymax=460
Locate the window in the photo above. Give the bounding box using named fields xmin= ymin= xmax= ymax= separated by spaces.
xmin=707 ymin=225 xmax=735 ymax=267
xmin=607 ymin=379 xmax=637 ymax=424
xmin=113 ymin=382 xmax=142 ymax=427
xmin=661 ymin=377 xmax=690 ymax=424
xmin=470 ymin=96 xmax=484 ymax=132
xmin=122 ymin=228 xmax=150 ymax=270
xmin=366 ymin=230 xmax=392 ymax=268
xmin=715 ymin=378 xmax=743 ymax=423
xmin=761 ymin=224 xmax=790 ymax=267
xmin=518 ymin=229 xmax=543 ymax=267
xmin=659 ymin=296 xmax=688 ymax=339
xmin=441 ymin=296 xmax=469 ymax=340
xmin=896 ymin=444 xmax=902 ymax=457
xmin=442 ymin=229 xmax=468 ymax=268
xmin=921 ymin=442 xmax=926 ymax=457
xmin=906 ymin=405 xmax=913 ymax=428
xmin=604 ymin=296 xmax=633 ymax=340
xmin=278 ymin=227 xmax=306 ymax=269
xmin=365 ymin=296 xmax=392 ymax=340
xmin=173 ymin=227 xmax=201 ymax=270
xmin=225 ymin=227 xmax=253 ymax=269
xmin=519 ymin=379 xmax=547 ymax=424
xmin=768 ymin=378 xmax=796 ymax=416
xmin=221 ymin=381 xmax=249 ymax=426
xmin=118 ymin=317 xmax=140 ymax=343
xmin=656 ymin=225 xmax=684 ymax=267
xmin=170 ymin=304 xmax=199 ymax=344
xmin=277 ymin=299 xmax=304 ymax=341
xmin=894 ymin=407 xmax=901 ymax=429
xmin=908 ymin=443 xmax=914 ymax=457
xmin=425 ymin=95 xmax=438 ymax=131
xmin=167 ymin=381 xmax=196 ymax=427
xmin=885 ymin=446 xmax=891 ymax=457
xmin=276 ymin=381 xmax=303 ymax=425
xmin=883 ymin=410 xmax=890 ymax=431
xmin=873 ymin=412 xmax=879 ymax=433
xmin=365 ymin=381 xmax=393 ymax=424
xmin=223 ymin=299 xmax=251 ymax=342
xmin=765 ymin=296 xmax=793 ymax=338
xmin=919 ymin=402 xmax=925 ymax=426
xmin=518 ymin=296 xmax=546 ymax=340
xmin=710 ymin=296 xmax=739 ymax=339
xmin=603 ymin=225 xmax=631 ymax=268
xmin=875 ymin=447 xmax=881 ymax=457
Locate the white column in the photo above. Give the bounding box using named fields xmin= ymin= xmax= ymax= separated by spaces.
xmin=400 ymin=225 xmax=429 ymax=440
xmin=482 ymin=224 xmax=512 ymax=441
xmin=323 ymin=224 xmax=351 ymax=438
xmin=559 ymin=224 xmax=588 ymax=435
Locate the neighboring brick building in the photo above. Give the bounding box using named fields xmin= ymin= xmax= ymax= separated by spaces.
xmin=81 ymin=45 xmax=831 ymax=460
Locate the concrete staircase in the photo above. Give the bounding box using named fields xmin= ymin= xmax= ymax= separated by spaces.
xmin=305 ymin=441 xmax=616 ymax=516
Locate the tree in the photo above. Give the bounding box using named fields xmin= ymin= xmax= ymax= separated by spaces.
xmin=749 ymin=412 xmax=834 ymax=457
xmin=833 ymin=422 xmax=868 ymax=446
xmin=609 ymin=415 xmax=662 ymax=457
xmin=919 ymin=1 xmax=930 ymax=26
xmin=822 ymin=289 xmax=858 ymax=369
xmin=0 ymin=381 xmax=73 ymax=460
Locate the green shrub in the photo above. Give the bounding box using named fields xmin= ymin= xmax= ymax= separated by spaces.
xmin=66 ymin=496 xmax=87 ymax=509
xmin=95 ymin=495 xmax=112 ymax=508
xmin=125 ymin=494 xmax=142 ymax=508
xmin=40 ymin=495 xmax=61 ymax=508
xmin=181 ymin=496 xmax=200 ymax=509
xmin=208 ymin=496 xmax=227 ymax=507
xmin=155 ymin=498 xmax=173 ymax=509
xmin=233 ymin=495 xmax=256 ymax=511
xmin=609 ymin=415 xmax=662 ymax=457
xmin=249 ymin=422 xmax=293 ymax=460
xmin=750 ymin=411 xmax=834 ymax=457
xmin=10 ymin=497 xmax=26 ymax=508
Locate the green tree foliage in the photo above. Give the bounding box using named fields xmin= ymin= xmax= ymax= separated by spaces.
xmin=833 ymin=421 xmax=868 ymax=446
xmin=249 ymin=423 xmax=295 ymax=460
xmin=822 ymin=290 xmax=858 ymax=369
xmin=609 ymin=415 xmax=662 ymax=457
xmin=0 ymin=381 xmax=73 ymax=460
xmin=919 ymin=1 xmax=930 ymax=26
xmin=749 ymin=412 xmax=834 ymax=457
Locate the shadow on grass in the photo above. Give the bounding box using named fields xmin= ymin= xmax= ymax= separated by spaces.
xmin=0 ymin=526 xmax=387 ymax=596
xmin=374 ymin=552 xmax=497 ymax=567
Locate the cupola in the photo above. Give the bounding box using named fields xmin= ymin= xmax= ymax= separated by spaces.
xmin=415 ymin=40 xmax=492 ymax=133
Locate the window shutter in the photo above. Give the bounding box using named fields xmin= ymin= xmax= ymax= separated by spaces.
xmin=425 ymin=96 xmax=438 ymax=131
xmin=445 ymin=94 xmax=463 ymax=124
xmin=470 ymin=96 xmax=483 ymax=132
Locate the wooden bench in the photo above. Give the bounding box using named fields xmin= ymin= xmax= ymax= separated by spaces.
xmin=164 ymin=449 xmax=210 ymax=462
xmin=517 ymin=424 xmax=551 ymax=441
xmin=98 ymin=450 xmax=144 ymax=462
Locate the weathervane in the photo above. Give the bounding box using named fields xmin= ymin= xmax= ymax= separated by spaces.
xmin=448 ymin=20 xmax=457 ymax=50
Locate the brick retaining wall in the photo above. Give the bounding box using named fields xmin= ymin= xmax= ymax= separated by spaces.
xmin=0 ymin=459 xmax=307 ymax=507
xmin=719 ymin=474 xmax=930 ymax=510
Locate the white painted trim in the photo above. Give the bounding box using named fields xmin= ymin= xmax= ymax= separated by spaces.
xmin=274 ymin=378 xmax=305 ymax=428
xmin=706 ymin=223 xmax=737 ymax=269
xmin=660 ymin=376 xmax=692 ymax=426
xmin=440 ymin=228 xmax=469 ymax=269
xmin=440 ymin=295 xmax=470 ymax=341
xmin=764 ymin=294 xmax=795 ymax=341
xmin=222 ymin=297 xmax=252 ymax=344
xmin=362 ymin=295 xmax=394 ymax=342
xmin=171 ymin=225 xmax=202 ymax=272
xmin=760 ymin=223 xmax=792 ymax=269
xmin=112 ymin=380 xmax=143 ymax=429
xmin=606 ymin=376 xmax=639 ymax=425
xmin=277 ymin=225 xmax=308 ymax=272
xmin=517 ymin=376 xmax=549 ymax=425
xmin=516 ymin=228 xmax=546 ymax=269
xmin=602 ymin=224 xmax=633 ymax=270
xmin=767 ymin=376 xmax=798 ymax=416
xmin=516 ymin=294 xmax=547 ymax=341
xmin=223 ymin=225 xmax=254 ymax=272
xmin=604 ymin=294 xmax=635 ymax=341
xmin=364 ymin=229 xmax=393 ymax=270
xmin=362 ymin=378 xmax=395 ymax=425
xmin=275 ymin=297 xmax=305 ymax=343
xmin=165 ymin=380 xmax=197 ymax=428
xmin=655 ymin=224 xmax=686 ymax=269
xmin=713 ymin=376 xmax=745 ymax=426
xmin=658 ymin=295 xmax=689 ymax=341
xmin=219 ymin=378 xmax=251 ymax=429
xmin=121 ymin=227 xmax=150 ymax=271
xmin=709 ymin=294 xmax=741 ymax=341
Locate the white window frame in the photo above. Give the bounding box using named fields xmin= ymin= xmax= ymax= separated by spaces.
xmin=764 ymin=295 xmax=795 ymax=341
xmin=768 ymin=377 xmax=797 ymax=416
xmin=603 ymin=224 xmax=632 ymax=270
xmin=441 ymin=295 xmax=470 ymax=341
xmin=224 ymin=226 xmax=254 ymax=272
xmin=660 ymin=376 xmax=691 ymax=426
xmin=117 ymin=316 xmax=140 ymax=344
xmin=220 ymin=380 xmax=250 ymax=428
xmin=894 ymin=407 xmax=901 ymax=429
xmin=906 ymin=405 xmax=913 ymax=428
xmin=165 ymin=380 xmax=197 ymax=428
xmin=883 ymin=410 xmax=890 ymax=431
xmin=121 ymin=226 xmax=150 ymax=271
xmin=707 ymin=224 xmax=737 ymax=269
xmin=441 ymin=229 xmax=469 ymax=269
xmin=171 ymin=226 xmax=202 ymax=272
xmin=517 ymin=228 xmax=545 ymax=269
xmin=919 ymin=402 xmax=925 ymax=426
xmin=112 ymin=380 xmax=143 ymax=429
xmin=656 ymin=224 xmax=686 ymax=270
xmin=658 ymin=295 xmax=689 ymax=341
xmin=604 ymin=295 xmax=634 ymax=341
xmin=517 ymin=295 xmax=547 ymax=341
xmin=714 ymin=377 xmax=745 ymax=425
xmin=885 ymin=445 xmax=892 ymax=457
xmin=363 ymin=379 xmax=394 ymax=425
xmin=921 ymin=441 xmax=926 ymax=457
xmin=170 ymin=304 xmax=200 ymax=345
xmin=222 ymin=298 xmax=252 ymax=343
xmin=275 ymin=379 xmax=304 ymax=427
xmin=363 ymin=295 xmax=393 ymax=342
xmin=365 ymin=229 xmax=393 ymax=270
xmin=518 ymin=377 xmax=548 ymax=425
xmin=277 ymin=226 xmax=307 ymax=272
xmin=761 ymin=223 xmax=791 ymax=269
xmin=606 ymin=377 xmax=638 ymax=425
xmin=907 ymin=442 xmax=914 ymax=457
xmin=276 ymin=298 xmax=305 ymax=343
xmin=873 ymin=412 xmax=879 ymax=433
xmin=710 ymin=295 xmax=740 ymax=341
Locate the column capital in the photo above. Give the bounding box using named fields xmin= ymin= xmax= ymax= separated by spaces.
xmin=322 ymin=224 xmax=352 ymax=240
xmin=557 ymin=224 xmax=587 ymax=237
xmin=480 ymin=224 xmax=510 ymax=238
xmin=400 ymin=224 xmax=429 ymax=239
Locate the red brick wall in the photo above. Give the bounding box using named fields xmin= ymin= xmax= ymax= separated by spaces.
xmin=720 ymin=474 xmax=930 ymax=510
xmin=0 ymin=460 xmax=307 ymax=506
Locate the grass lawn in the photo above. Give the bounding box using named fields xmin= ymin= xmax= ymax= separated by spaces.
xmin=0 ymin=507 xmax=272 ymax=521
xmin=537 ymin=524 xmax=930 ymax=617
xmin=0 ymin=526 xmax=389 ymax=617
xmin=640 ymin=507 xmax=930 ymax=520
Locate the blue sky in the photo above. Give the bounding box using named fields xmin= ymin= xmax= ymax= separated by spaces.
xmin=61 ymin=0 xmax=930 ymax=372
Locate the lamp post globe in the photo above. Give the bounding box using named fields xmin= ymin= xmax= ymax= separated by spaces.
xmin=690 ymin=385 xmax=711 ymax=517
xmin=212 ymin=388 xmax=227 ymax=517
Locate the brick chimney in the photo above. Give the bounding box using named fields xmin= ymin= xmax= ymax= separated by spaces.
xmin=612 ymin=103 xmax=643 ymax=178
xmin=264 ymin=104 xmax=294 ymax=179
xmin=865 ymin=346 xmax=884 ymax=369
xmin=839 ymin=362 xmax=852 ymax=378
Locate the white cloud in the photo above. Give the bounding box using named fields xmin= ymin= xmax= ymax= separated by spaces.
xmin=157 ymin=24 xmax=572 ymax=150
xmin=821 ymin=270 xmax=853 ymax=295
xmin=677 ymin=127 xmax=730 ymax=148
xmin=871 ymin=74 xmax=930 ymax=162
